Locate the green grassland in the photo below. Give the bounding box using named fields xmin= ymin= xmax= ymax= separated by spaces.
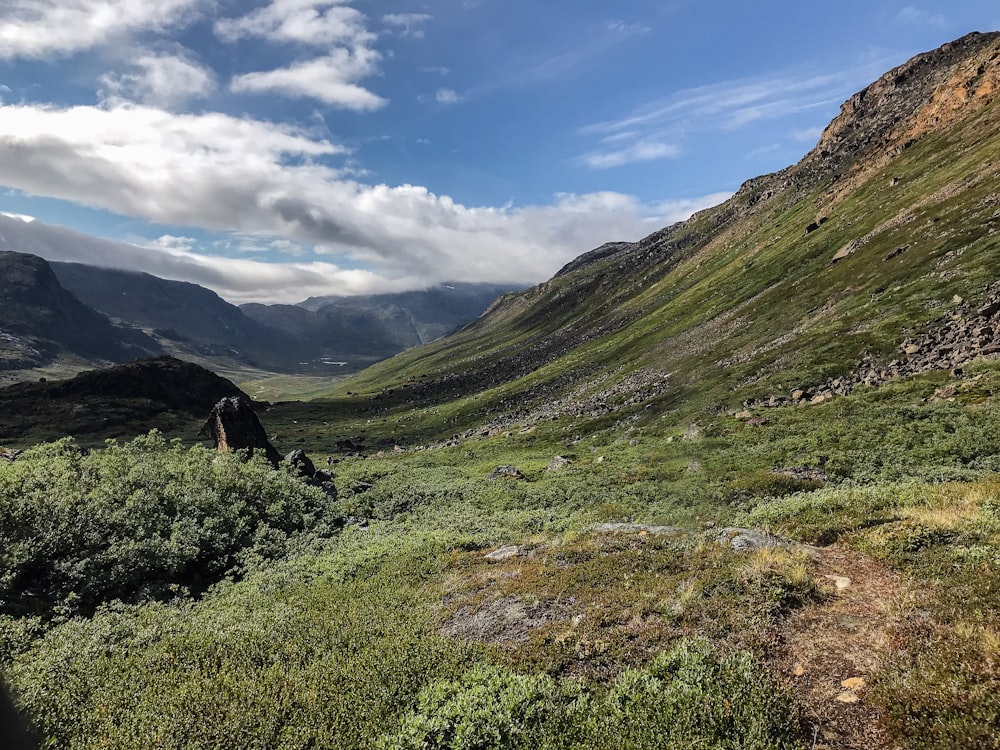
xmin=3 ymin=361 xmax=1000 ymax=748
xmin=5 ymin=37 xmax=1000 ymax=749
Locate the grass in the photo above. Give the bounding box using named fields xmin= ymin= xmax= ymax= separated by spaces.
xmin=3 ymin=359 xmax=1000 ymax=748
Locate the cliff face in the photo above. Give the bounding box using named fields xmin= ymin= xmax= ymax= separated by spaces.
xmin=0 ymin=251 xmax=160 ymax=369
xmin=811 ymin=32 xmax=1000 ymax=172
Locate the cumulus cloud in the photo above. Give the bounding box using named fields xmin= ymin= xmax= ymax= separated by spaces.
xmin=231 ymin=49 xmax=386 ymax=109
xmin=0 ymin=212 xmax=404 ymax=304
xmin=214 ymin=0 xmax=374 ymax=46
xmin=0 ymin=102 xmax=730 ymax=301
xmin=382 ymin=12 xmax=432 ymax=38
xmin=99 ymin=51 xmax=216 ymax=107
xmin=0 ymin=0 xmax=199 ymax=60
xmin=435 ymin=88 xmax=461 ymax=104
xmin=218 ymin=1 xmax=384 ymax=109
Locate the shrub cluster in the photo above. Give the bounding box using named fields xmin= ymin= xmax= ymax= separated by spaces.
xmin=0 ymin=431 xmax=338 ymax=618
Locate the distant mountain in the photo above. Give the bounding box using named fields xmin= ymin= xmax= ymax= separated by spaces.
xmin=295 ymin=283 xmax=525 ymax=343
xmin=0 ymin=251 xmax=161 ymax=370
xmin=42 ymin=260 xmax=520 ymax=374
xmin=51 ymin=262 xmax=299 ymax=370
xmin=243 ymin=283 xmax=522 ymax=357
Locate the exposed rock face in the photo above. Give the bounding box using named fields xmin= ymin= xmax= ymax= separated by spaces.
xmin=812 ymin=32 xmax=1000 ymax=176
xmin=200 ymin=396 xmax=281 ymax=466
xmin=0 ymin=251 xmax=161 ymax=369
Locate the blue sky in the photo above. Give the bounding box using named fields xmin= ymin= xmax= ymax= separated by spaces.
xmin=0 ymin=1 xmax=997 ymax=303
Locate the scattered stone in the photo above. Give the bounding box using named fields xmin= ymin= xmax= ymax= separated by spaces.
xmin=547 ymin=455 xmax=572 ymax=472
xmin=835 ymin=691 xmax=860 ymax=704
xmin=595 ymin=456 xmax=605 ymax=464
xmin=831 ymin=239 xmax=860 ymax=262
xmin=735 ymin=410 xmax=754 ymax=420
xmin=485 ymin=545 xmax=521 ymax=562
xmin=488 ymin=465 xmax=526 ymax=480
xmin=351 ymin=480 xmax=374 ymax=494
xmin=284 ymin=449 xmax=316 ymax=478
xmin=825 ymin=574 xmax=852 ymax=591
xmin=791 ymin=389 xmax=806 ymax=401
xmin=0 ymin=448 xmax=21 ymax=462
xmin=841 ymin=676 xmax=867 ymax=691
xmin=793 ymin=663 xmax=806 ymax=677
xmin=592 ymin=522 xmax=680 ymax=536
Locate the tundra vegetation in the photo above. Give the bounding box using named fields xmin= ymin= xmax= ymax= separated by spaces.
xmin=4 ymin=32 xmax=1000 ymax=750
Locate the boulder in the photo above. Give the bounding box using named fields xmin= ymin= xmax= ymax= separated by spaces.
xmin=488 ymin=465 xmax=526 ymax=480
xmin=484 ymin=545 xmax=521 ymax=562
xmin=200 ymin=396 xmax=281 ymax=467
xmin=284 ymin=449 xmax=316 ymax=478
xmin=547 ymin=455 xmax=571 ymax=472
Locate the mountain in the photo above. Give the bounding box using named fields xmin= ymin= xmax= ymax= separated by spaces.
xmin=0 ymin=251 xmax=161 ymax=371
xmin=241 ymin=283 xmax=523 ymax=357
xmin=0 ymin=356 xmax=249 ymax=444
xmin=50 ymin=262 xmax=301 ymax=371
xmin=317 ymin=31 xmax=1000 ymax=439
xmin=49 ymin=262 xmax=521 ymax=373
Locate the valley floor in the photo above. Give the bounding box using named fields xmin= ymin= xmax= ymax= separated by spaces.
xmin=3 ymin=361 xmax=1000 ymax=749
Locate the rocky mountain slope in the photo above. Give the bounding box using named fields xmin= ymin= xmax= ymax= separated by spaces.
xmin=316 ymin=31 xmax=1000 ymax=443
xmin=0 ymin=251 xmax=161 ymax=371
xmin=51 ymin=262 xmax=302 ymax=371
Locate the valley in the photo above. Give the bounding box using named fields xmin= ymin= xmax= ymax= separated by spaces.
xmin=3 ymin=31 xmax=1000 ymax=750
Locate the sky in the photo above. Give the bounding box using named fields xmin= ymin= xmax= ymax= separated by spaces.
xmin=0 ymin=1 xmax=997 ymax=304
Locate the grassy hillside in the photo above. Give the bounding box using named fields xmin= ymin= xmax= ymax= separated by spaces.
xmin=3 ymin=33 xmax=1000 ymax=750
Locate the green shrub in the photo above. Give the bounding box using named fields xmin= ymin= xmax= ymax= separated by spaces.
xmin=0 ymin=432 xmax=338 ymax=618
xmin=381 ymin=639 xmax=800 ymax=750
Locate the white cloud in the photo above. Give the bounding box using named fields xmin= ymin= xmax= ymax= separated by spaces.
xmin=577 ymin=56 xmax=901 ymax=168
xmin=435 ymin=88 xmax=461 ymax=104
xmin=579 ymin=140 xmax=679 ymax=169
xmin=382 ymin=12 xmax=432 ymax=38
xmin=0 ymin=0 xmax=199 ymax=60
xmin=0 ymin=102 xmax=729 ymax=301
xmin=231 ymin=49 xmax=386 ymax=109
xmin=606 ymin=19 xmax=651 ymax=35
xmin=896 ymin=7 xmax=947 ymax=27
xmin=100 ymin=52 xmax=216 ymax=107
xmin=143 ymin=234 xmax=197 ymax=253
xmin=215 ymin=0 xmax=373 ymax=47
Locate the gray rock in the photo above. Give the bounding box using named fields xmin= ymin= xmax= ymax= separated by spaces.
xmin=284 ymin=449 xmax=315 ymax=478
xmin=488 ymin=465 xmax=526 ymax=480
xmin=485 ymin=545 xmax=521 ymax=562
xmin=547 ymin=455 xmax=571 ymax=472
xmin=716 ymin=527 xmax=819 ymax=555
xmin=592 ymin=522 xmax=680 ymax=536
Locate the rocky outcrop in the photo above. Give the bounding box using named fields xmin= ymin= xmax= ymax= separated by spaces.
xmin=200 ymin=396 xmax=282 ymax=467
xmin=742 ymin=283 xmax=1000 ymax=410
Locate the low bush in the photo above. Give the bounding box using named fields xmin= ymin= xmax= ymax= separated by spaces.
xmin=0 ymin=431 xmax=338 ymax=618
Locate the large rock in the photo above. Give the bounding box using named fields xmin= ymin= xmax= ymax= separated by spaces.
xmin=200 ymin=395 xmax=281 ymax=466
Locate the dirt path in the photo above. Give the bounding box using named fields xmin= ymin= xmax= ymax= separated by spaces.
xmin=778 ymin=545 xmax=917 ymax=750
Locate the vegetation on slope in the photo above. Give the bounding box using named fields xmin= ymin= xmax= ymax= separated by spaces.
xmin=3 ymin=33 xmax=1000 ymax=750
